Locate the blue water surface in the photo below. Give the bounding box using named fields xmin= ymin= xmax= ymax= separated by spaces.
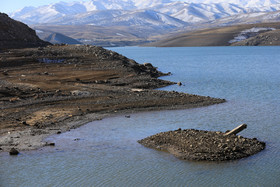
xmin=1 ymin=46 xmax=279 ymax=187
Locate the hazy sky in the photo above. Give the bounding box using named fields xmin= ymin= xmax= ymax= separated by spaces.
xmin=0 ymin=0 xmax=67 ymax=13
xmin=0 ymin=0 xmax=186 ymax=14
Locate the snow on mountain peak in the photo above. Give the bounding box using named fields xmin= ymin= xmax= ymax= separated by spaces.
xmin=182 ymin=0 xmax=280 ymax=7
xmin=9 ymin=0 xmax=280 ymax=27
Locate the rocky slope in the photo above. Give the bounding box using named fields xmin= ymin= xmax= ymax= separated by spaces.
xmin=0 ymin=13 xmax=50 ymax=50
xmin=148 ymin=22 xmax=280 ymax=47
xmin=232 ymin=29 xmax=280 ymax=46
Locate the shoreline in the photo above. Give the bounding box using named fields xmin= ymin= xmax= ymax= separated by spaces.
xmin=0 ymin=45 xmax=225 ymax=153
xmin=0 ymin=103 xmax=226 ymax=153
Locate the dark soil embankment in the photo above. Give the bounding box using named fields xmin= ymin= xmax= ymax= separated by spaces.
xmin=0 ymin=13 xmax=50 ymax=50
xmin=138 ymin=128 xmax=265 ymax=161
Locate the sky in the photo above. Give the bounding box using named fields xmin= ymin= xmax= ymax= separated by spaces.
xmin=0 ymin=0 xmax=187 ymax=14
xmin=0 ymin=0 xmax=69 ymax=13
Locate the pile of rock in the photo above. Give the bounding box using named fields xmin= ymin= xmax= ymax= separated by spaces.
xmin=138 ymin=127 xmax=265 ymax=161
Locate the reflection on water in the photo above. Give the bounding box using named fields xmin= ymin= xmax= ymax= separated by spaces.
xmin=1 ymin=47 xmax=280 ymax=186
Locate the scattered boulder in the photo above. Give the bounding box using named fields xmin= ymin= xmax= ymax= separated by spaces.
xmin=70 ymin=90 xmax=90 ymax=96
xmin=9 ymin=148 xmax=19 ymax=155
xmin=9 ymin=97 xmax=20 ymax=102
xmin=45 ymin=142 xmax=55 ymax=146
xmin=2 ymin=70 xmax=8 ymax=76
xmin=21 ymin=121 xmax=29 ymax=126
xmin=143 ymin=63 xmax=153 ymax=68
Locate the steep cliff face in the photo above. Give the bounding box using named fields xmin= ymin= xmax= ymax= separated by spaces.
xmin=0 ymin=13 xmax=50 ymax=50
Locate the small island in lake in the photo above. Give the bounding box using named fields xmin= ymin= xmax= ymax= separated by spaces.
xmin=138 ymin=125 xmax=266 ymax=161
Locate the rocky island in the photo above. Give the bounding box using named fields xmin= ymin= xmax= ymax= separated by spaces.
xmin=138 ymin=126 xmax=266 ymax=161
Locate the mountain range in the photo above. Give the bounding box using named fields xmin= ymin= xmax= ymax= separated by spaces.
xmin=8 ymin=0 xmax=280 ymax=46
xmin=10 ymin=0 xmax=280 ymax=25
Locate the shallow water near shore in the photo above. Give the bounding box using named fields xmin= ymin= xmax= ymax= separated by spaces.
xmin=1 ymin=46 xmax=280 ymax=186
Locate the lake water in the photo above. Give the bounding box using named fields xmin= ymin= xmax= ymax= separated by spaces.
xmin=1 ymin=47 xmax=280 ymax=186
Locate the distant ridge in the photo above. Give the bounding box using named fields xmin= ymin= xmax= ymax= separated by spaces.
xmin=37 ymin=31 xmax=82 ymax=45
xmin=45 ymin=33 xmax=82 ymax=44
xmin=147 ymin=22 xmax=280 ymax=47
xmin=0 ymin=13 xmax=50 ymax=50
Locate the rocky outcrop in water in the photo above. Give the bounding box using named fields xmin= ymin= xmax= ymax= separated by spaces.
xmin=9 ymin=148 xmax=19 ymax=155
xmin=138 ymin=128 xmax=265 ymax=161
xmin=0 ymin=13 xmax=50 ymax=50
